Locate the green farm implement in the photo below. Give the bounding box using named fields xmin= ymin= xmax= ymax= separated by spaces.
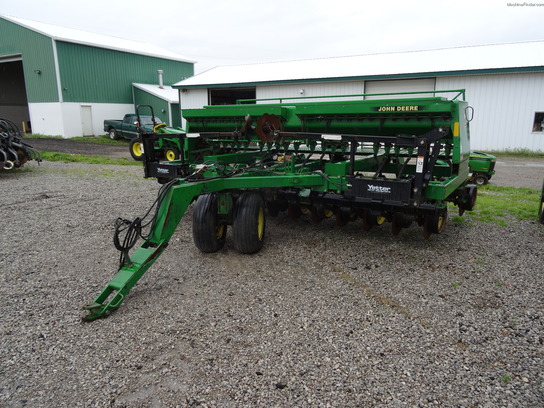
xmin=84 ymin=90 xmax=478 ymax=320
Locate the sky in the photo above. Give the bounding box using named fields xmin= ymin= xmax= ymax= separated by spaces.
xmin=2 ymin=0 xmax=544 ymax=74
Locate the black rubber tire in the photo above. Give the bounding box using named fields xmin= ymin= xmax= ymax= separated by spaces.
xmin=108 ymin=128 xmax=118 ymax=140
xmin=473 ymin=175 xmax=488 ymax=185
xmin=425 ymin=207 xmax=448 ymax=235
xmin=539 ymin=186 xmax=544 ymax=225
xmin=232 ymin=192 xmax=266 ymax=254
xmin=164 ymin=146 xmax=180 ymax=161
xmin=391 ymin=212 xmax=412 ymax=235
xmin=129 ymin=138 xmax=144 ymax=161
xmin=459 ymin=185 xmax=478 ymax=213
xmin=362 ymin=210 xmax=386 ymax=231
xmin=192 ymin=194 xmax=226 ymax=253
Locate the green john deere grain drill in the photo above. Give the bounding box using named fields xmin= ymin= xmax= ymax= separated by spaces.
xmin=84 ymin=90 xmax=478 ymax=320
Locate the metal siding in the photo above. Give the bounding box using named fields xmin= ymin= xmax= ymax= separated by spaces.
xmin=133 ymin=87 xmax=171 ymax=124
xmin=0 ymin=17 xmax=59 ymax=102
xmin=180 ymin=88 xmax=208 ymax=109
xmin=170 ymin=103 xmax=181 ymax=128
xmin=437 ymin=72 xmax=544 ymax=151
xmin=56 ymin=41 xmax=194 ymax=103
xmin=256 ymin=81 xmax=364 ymax=102
xmin=364 ymin=78 xmax=436 ymax=99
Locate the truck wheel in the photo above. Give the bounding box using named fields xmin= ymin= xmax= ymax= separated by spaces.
xmin=232 ymin=192 xmax=265 ymax=254
xmin=108 ymin=129 xmax=118 ymax=140
xmin=473 ymin=174 xmax=488 ymax=185
xmin=129 ymin=138 xmax=144 ymax=161
xmin=192 ymin=194 xmax=226 ymax=253
xmin=164 ymin=146 xmax=180 ymax=161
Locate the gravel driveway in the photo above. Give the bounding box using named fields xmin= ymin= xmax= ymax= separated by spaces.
xmin=1 ymin=160 xmax=543 ymax=407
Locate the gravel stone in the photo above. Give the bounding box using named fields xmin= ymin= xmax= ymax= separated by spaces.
xmin=0 ymin=160 xmax=543 ymax=407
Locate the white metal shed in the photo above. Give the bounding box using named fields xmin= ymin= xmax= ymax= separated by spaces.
xmin=175 ymin=41 xmax=544 ymax=151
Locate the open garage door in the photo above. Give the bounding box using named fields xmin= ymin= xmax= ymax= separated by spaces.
xmin=0 ymin=58 xmax=31 ymax=132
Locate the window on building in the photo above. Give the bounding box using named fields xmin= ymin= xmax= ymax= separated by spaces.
xmin=533 ymin=112 xmax=544 ymax=132
xmin=209 ymin=88 xmax=256 ymax=105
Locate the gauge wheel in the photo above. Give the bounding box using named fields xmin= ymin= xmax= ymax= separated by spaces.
xmin=423 ymin=207 xmax=448 ymax=239
xmin=232 ymin=192 xmax=266 ymax=254
xmin=362 ymin=210 xmax=386 ymax=231
xmin=459 ymin=184 xmax=478 ymax=216
xmin=108 ymin=129 xmax=118 ymax=140
xmin=129 ymin=138 xmax=144 ymax=161
xmin=164 ymin=146 xmax=180 ymax=161
xmin=192 ymin=194 xmax=227 ymax=253
xmin=391 ymin=212 xmax=412 ymax=235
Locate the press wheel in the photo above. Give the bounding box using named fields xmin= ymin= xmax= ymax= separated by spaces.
xmin=423 ymin=207 xmax=448 ymax=240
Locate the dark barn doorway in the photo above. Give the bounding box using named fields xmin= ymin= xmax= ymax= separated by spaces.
xmin=0 ymin=59 xmax=31 ymax=132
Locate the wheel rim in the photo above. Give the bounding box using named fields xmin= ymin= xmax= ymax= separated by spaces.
xmin=165 ymin=149 xmax=176 ymax=161
xmin=376 ymin=215 xmax=386 ymax=225
xmin=257 ymin=207 xmax=265 ymax=240
xmin=132 ymin=142 xmax=143 ymax=157
xmin=437 ymin=215 xmax=446 ymax=232
xmin=215 ymin=224 xmax=225 ymax=239
xmin=109 ymin=130 xmax=116 ymax=139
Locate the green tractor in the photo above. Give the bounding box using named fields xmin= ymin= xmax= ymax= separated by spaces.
xmin=129 ymin=105 xmax=185 ymax=162
xmin=468 ymin=151 xmax=496 ymax=185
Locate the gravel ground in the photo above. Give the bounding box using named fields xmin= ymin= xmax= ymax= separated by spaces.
xmin=1 ymin=161 xmax=543 ymax=408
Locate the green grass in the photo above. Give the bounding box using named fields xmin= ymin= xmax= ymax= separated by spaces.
xmin=453 ymin=185 xmax=541 ymax=226
xmin=483 ymin=148 xmax=544 ymax=158
xmin=40 ymin=152 xmax=140 ymax=166
xmin=25 ymin=133 xmax=129 ymax=146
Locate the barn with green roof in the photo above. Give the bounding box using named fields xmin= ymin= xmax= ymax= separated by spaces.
xmin=0 ymin=15 xmax=194 ymax=137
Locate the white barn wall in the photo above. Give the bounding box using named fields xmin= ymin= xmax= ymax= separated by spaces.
xmin=29 ymin=102 xmax=134 ymax=137
xmin=28 ymin=103 xmax=65 ymax=136
xmin=180 ymin=88 xmax=208 ymax=109
xmin=256 ymin=81 xmax=364 ymax=103
xmin=437 ymin=72 xmax=544 ymax=151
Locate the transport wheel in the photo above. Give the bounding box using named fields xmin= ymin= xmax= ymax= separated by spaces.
xmin=423 ymin=207 xmax=448 ymax=239
xmin=129 ymin=138 xmax=144 ymax=161
xmin=108 ymin=129 xmax=118 ymax=140
xmin=232 ymin=192 xmax=266 ymax=254
xmin=164 ymin=146 xmax=180 ymax=161
xmin=192 ymin=194 xmax=227 ymax=253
